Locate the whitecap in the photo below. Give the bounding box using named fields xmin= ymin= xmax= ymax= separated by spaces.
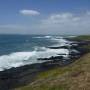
xmin=33 ymin=35 xmax=52 ymax=39
xmin=0 ymin=47 xmax=70 ymax=71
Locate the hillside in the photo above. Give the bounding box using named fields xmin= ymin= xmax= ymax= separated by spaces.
xmin=72 ymin=35 xmax=90 ymax=41
xmin=14 ymin=35 xmax=90 ymax=90
xmin=15 ymin=53 xmax=90 ymax=90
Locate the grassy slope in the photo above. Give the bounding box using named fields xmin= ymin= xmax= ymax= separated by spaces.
xmin=71 ymin=35 xmax=90 ymax=41
xmin=15 ymin=35 xmax=90 ymax=90
xmin=72 ymin=35 xmax=90 ymax=50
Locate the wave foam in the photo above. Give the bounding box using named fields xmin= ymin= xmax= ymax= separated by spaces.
xmin=33 ymin=35 xmax=52 ymax=39
xmin=50 ymin=37 xmax=72 ymax=47
xmin=0 ymin=36 xmax=73 ymax=71
xmin=0 ymin=47 xmax=69 ymax=71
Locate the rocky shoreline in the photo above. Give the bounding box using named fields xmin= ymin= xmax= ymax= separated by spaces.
xmin=0 ymin=39 xmax=90 ymax=90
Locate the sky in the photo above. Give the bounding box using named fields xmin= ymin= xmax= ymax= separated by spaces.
xmin=0 ymin=0 xmax=90 ymax=35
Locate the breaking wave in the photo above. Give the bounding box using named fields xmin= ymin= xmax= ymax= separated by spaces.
xmin=33 ymin=35 xmax=52 ymax=39
xmin=0 ymin=48 xmax=69 ymax=71
xmin=0 ymin=36 xmax=72 ymax=71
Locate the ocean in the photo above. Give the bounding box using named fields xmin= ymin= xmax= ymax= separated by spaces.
xmin=0 ymin=35 xmax=73 ymax=71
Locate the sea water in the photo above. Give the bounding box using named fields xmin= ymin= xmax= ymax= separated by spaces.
xmin=0 ymin=35 xmax=72 ymax=71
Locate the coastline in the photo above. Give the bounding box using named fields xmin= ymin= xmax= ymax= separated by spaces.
xmin=0 ymin=35 xmax=90 ymax=90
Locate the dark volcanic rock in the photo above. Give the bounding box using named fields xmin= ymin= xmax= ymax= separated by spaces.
xmin=0 ymin=63 xmax=42 ymax=90
xmin=48 ymin=44 xmax=79 ymax=50
xmin=48 ymin=46 xmax=69 ymax=49
xmin=0 ymin=39 xmax=89 ymax=90
xmin=37 ymin=56 xmax=63 ymax=61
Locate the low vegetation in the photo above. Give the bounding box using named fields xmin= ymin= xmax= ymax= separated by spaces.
xmin=71 ymin=35 xmax=90 ymax=41
xmin=15 ymin=35 xmax=90 ymax=90
xmin=15 ymin=53 xmax=90 ymax=90
xmin=70 ymin=35 xmax=90 ymax=50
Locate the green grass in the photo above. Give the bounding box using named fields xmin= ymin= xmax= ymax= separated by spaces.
xmin=36 ymin=67 xmax=72 ymax=80
xmin=71 ymin=35 xmax=90 ymax=41
xmin=82 ymin=44 xmax=90 ymax=49
xmin=72 ymin=35 xmax=90 ymax=49
xmin=19 ymin=84 xmax=67 ymax=90
xmin=15 ymin=35 xmax=90 ymax=90
xmin=15 ymin=53 xmax=90 ymax=90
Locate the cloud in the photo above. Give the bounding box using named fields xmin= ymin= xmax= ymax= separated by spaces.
xmin=87 ymin=11 xmax=90 ymax=15
xmin=41 ymin=13 xmax=80 ymax=25
xmin=39 ymin=12 xmax=90 ymax=35
xmin=20 ymin=9 xmax=40 ymax=16
xmin=1 ymin=11 xmax=90 ymax=35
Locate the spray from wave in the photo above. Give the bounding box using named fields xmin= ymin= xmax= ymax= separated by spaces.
xmin=0 ymin=35 xmax=72 ymax=71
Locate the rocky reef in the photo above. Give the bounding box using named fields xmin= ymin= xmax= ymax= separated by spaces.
xmin=0 ymin=37 xmax=90 ymax=90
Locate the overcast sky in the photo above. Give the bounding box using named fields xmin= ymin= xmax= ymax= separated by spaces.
xmin=0 ymin=0 xmax=90 ymax=35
